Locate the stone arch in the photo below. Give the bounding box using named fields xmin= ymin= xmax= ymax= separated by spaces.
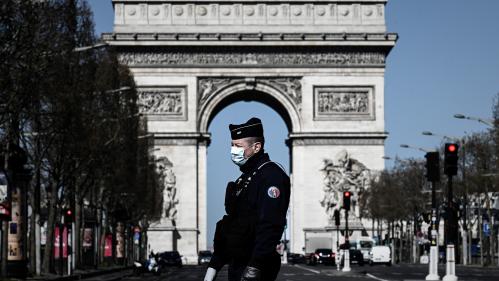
xmin=197 ymin=79 xmax=302 ymax=133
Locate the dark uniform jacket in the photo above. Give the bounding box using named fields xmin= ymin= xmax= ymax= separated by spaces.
xmin=209 ymin=150 xmax=290 ymax=271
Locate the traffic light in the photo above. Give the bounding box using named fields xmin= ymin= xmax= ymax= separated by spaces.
xmin=64 ymin=208 xmax=74 ymax=223
xmin=424 ymin=151 xmax=440 ymax=182
xmin=343 ymin=191 xmax=351 ymax=211
xmin=334 ymin=209 xmax=340 ymax=226
xmin=444 ymin=143 xmax=459 ymax=176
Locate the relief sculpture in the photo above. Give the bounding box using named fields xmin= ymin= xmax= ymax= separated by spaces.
xmin=318 ymin=91 xmax=368 ymax=113
xmin=321 ymin=150 xmax=371 ymax=221
xmin=157 ymin=157 xmax=179 ymax=222
xmin=137 ymin=88 xmax=185 ymax=117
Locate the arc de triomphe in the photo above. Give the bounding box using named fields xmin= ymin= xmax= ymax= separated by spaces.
xmin=103 ymin=0 xmax=396 ymax=263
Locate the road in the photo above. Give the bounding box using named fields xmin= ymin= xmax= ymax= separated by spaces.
xmin=103 ymin=263 xmax=499 ymax=281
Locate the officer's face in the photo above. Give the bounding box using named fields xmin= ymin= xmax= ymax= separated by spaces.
xmin=231 ymin=138 xmax=262 ymax=159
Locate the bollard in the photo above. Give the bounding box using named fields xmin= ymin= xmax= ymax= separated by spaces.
xmin=425 ymin=245 xmax=440 ymax=280
xmin=443 ymin=244 xmax=458 ymax=281
xmin=342 ymin=249 xmax=351 ymax=272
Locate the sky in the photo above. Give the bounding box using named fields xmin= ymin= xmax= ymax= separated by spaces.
xmin=87 ymin=0 xmax=499 ymax=248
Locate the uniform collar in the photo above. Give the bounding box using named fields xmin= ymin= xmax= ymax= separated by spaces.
xmin=239 ymin=150 xmax=269 ymax=174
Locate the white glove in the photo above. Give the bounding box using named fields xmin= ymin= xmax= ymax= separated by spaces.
xmin=204 ymin=267 xmax=217 ymax=281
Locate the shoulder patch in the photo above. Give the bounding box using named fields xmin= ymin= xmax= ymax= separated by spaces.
xmin=267 ymin=186 xmax=280 ymax=199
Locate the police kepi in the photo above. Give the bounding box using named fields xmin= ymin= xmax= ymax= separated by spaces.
xmin=204 ymin=117 xmax=290 ymax=281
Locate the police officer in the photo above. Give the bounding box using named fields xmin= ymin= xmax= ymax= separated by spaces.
xmin=204 ymin=117 xmax=290 ymax=281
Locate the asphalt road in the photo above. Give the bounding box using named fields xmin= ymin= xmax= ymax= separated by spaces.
xmin=114 ymin=263 xmax=499 ymax=281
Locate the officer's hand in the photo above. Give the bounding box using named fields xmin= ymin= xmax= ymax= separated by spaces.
xmin=204 ymin=267 xmax=217 ymax=281
xmin=240 ymin=266 xmax=261 ymax=281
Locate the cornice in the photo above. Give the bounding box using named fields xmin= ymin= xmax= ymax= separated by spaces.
xmin=103 ymin=32 xmax=398 ymax=46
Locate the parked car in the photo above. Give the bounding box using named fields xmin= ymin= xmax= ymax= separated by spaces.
xmin=159 ymin=251 xmax=183 ymax=268
xmin=198 ymin=250 xmax=213 ymax=265
xmin=306 ymin=248 xmax=335 ymax=265
xmin=287 ymin=253 xmax=306 ymax=264
xmin=369 ymin=245 xmax=391 ymax=266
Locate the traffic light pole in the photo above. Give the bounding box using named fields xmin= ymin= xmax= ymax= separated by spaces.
xmin=445 ymin=175 xmax=459 ymax=262
xmin=345 ymin=209 xmax=349 ymax=246
xmin=426 ymin=180 xmax=440 ymax=281
xmin=431 ymin=180 xmax=438 ymax=245
xmin=342 ymin=209 xmax=351 ymax=272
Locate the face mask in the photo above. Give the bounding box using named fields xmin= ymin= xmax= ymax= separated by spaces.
xmin=231 ymin=146 xmax=248 ymax=166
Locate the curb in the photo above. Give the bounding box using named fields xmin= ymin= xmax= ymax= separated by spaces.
xmin=29 ymin=266 xmax=132 ymax=281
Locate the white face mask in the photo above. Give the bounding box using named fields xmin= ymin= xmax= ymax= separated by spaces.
xmin=231 ymin=146 xmax=248 ymax=166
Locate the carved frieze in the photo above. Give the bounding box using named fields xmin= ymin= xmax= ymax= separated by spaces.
xmin=118 ymin=52 xmax=386 ymax=67
xmin=197 ymin=77 xmax=302 ymax=111
xmin=314 ymin=86 xmax=375 ymax=121
xmin=291 ymin=138 xmax=385 ymax=146
xmin=137 ymin=87 xmax=187 ymax=120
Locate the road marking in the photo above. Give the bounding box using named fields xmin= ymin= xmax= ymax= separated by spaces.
xmin=366 ymin=273 xmax=391 ymax=281
xmin=293 ymin=264 xmax=320 ymax=274
xmin=283 ymin=273 xmax=296 ymax=276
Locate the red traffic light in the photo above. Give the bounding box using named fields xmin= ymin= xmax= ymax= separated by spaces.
xmin=447 ymin=144 xmax=456 ymax=152
xmin=344 ymin=191 xmax=351 ymax=197
xmin=66 ymin=209 xmax=72 ymax=216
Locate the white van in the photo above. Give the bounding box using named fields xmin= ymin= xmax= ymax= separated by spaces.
xmin=369 ymin=246 xmax=391 ymax=266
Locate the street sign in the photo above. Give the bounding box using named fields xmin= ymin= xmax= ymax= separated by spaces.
xmin=134 ymin=232 xmax=140 ymax=244
xmin=483 ymin=222 xmax=490 ymax=237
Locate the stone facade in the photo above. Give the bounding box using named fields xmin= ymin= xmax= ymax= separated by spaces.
xmin=105 ymin=0 xmax=396 ymax=263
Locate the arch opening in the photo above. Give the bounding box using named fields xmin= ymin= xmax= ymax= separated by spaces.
xmin=198 ymin=81 xmax=302 ymax=134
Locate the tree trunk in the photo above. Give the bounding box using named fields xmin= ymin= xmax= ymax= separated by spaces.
xmin=74 ymin=189 xmax=81 ymax=268
xmin=42 ymin=182 xmax=57 ymax=273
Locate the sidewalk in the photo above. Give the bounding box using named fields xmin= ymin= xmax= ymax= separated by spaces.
xmin=26 ymin=266 xmax=132 ymax=281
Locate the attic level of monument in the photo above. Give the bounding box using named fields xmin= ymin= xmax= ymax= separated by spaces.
xmin=110 ymin=0 xmax=391 ymax=35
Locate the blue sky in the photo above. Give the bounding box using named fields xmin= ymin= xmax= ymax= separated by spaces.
xmin=87 ymin=0 xmax=499 ymax=248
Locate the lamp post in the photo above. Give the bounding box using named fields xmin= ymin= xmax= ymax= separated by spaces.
xmin=454 ymin=114 xmax=494 ymax=127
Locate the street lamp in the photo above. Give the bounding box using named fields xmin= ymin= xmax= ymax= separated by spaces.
xmin=454 ymin=114 xmax=494 ymax=127
xmin=103 ymin=86 xmax=131 ymax=94
xmin=400 ymin=144 xmax=436 ymax=153
xmin=422 ymin=131 xmax=460 ymax=143
xmin=73 ymin=42 xmax=108 ymax=53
